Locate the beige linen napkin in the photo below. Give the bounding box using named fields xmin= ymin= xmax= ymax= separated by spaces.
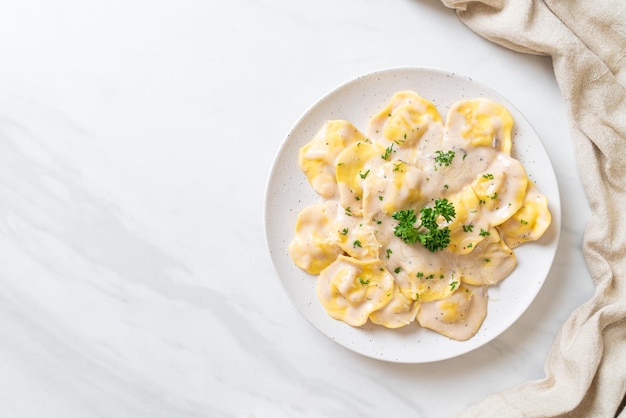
xmin=437 ymin=0 xmax=626 ymax=417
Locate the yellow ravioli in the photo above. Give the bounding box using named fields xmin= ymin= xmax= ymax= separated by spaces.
xmin=445 ymin=185 xmax=488 ymax=254
xmin=333 ymin=214 xmax=381 ymax=261
xmin=369 ymin=285 xmax=419 ymax=329
xmin=289 ymin=201 xmax=342 ymax=274
xmin=299 ymin=120 xmax=366 ymax=199
xmin=362 ymin=161 xmax=427 ymax=219
xmin=445 ymin=98 xmax=514 ymax=154
xmin=317 ymin=256 xmax=394 ymax=327
xmin=416 ymin=284 xmax=488 ymax=341
xmin=368 ymin=91 xmax=444 ymax=161
xmin=470 ymin=154 xmax=528 ymax=226
xmin=335 ymin=141 xmax=382 ymax=216
xmin=498 ymin=181 xmax=552 ymax=248
xmin=454 ymin=228 xmax=516 ymax=286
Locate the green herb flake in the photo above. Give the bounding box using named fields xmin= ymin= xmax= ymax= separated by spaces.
xmin=381 ymin=144 xmax=394 ymax=160
xmin=434 ymin=150 xmax=455 ymax=167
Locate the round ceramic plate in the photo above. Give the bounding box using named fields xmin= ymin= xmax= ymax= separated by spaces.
xmin=264 ymin=67 xmax=560 ymax=363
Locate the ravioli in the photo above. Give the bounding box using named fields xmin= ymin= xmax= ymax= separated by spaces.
xmin=289 ymin=201 xmax=342 ymax=274
xmin=299 ymin=120 xmax=366 ymax=199
xmin=416 ymin=284 xmax=488 ymax=341
xmin=289 ymin=91 xmax=552 ymax=341
xmin=317 ymin=256 xmax=394 ymax=327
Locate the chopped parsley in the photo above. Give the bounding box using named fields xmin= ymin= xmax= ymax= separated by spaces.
xmin=434 ymin=150 xmax=455 ymax=167
xmin=381 ymin=144 xmax=394 ymax=160
xmin=391 ymin=198 xmax=456 ymax=252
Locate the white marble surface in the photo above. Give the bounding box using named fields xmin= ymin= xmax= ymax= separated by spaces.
xmin=0 ymin=1 xmax=594 ymax=417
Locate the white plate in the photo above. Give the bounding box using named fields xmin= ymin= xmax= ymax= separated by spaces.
xmin=264 ymin=67 xmax=560 ymax=363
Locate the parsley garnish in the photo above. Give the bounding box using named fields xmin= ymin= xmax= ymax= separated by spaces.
xmin=391 ymin=198 xmax=456 ymax=252
xmin=381 ymin=144 xmax=394 ymax=160
xmin=434 ymin=150 xmax=455 ymax=167
xmin=353 ymin=240 xmax=362 ymax=248
xmin=359 ymin=169 xmax=370 ymax=180
xmin=479 ymin=228 xmax=490 ymax=237
xmin=358 ymin=278 xmax=370 ymax=285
